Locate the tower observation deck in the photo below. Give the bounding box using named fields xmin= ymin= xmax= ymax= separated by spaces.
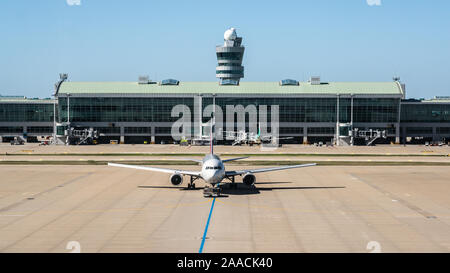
xmin=216 ymin=28 xmax=245 ymax=85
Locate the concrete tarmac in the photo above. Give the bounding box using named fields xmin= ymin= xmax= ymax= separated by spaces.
xmin=1 ymin=164 xmax=450 ymax=253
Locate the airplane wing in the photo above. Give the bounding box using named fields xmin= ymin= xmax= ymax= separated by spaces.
xmin=222 ymin=156 xmax=249 ymax=162
xmin=108 ymin=163 xmax=201 ymax=176
xmin=225 ymin=163 xmax=316 ymax=176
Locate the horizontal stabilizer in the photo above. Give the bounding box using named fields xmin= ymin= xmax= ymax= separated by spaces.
xmin=222 ymin=156 xmax=249 ymax=163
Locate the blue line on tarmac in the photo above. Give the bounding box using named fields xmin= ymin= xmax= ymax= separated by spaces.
xmin=199 ymin=197 xmax=216 ymax=253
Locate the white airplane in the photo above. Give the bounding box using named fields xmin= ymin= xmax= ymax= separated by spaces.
xmin=108 ymin=132 xmax=316 ymax=197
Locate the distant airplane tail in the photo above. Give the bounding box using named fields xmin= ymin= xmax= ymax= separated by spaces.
xmin=257 ymin=122 xmax=261 ymax=138
xmin=210 ymin=122 xmax=214 ymax=154
xmin=210 ymin=99 xmax=216 ymax=154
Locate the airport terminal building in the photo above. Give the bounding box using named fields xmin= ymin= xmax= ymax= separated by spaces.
xmin=0 ymin=96 xmax=55 ymax=143
xmin=1 ymin=29 xmax=449 ymax=145
xmin=2 ymin=79 xmax=449 ymax=145
xmin=53 ymin=80 xmax=405 ymax=145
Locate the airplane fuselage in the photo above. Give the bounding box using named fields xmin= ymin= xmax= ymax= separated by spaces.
xmin=201 ymin=154 xmax=226 ymax=185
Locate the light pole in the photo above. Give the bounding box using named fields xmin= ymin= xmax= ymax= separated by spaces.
xmin=53 ymin=95 xmax=56 ymax=144
xmin=336 ymin=94 xmax=340 ymax=146
xmin=67 ymin=94 xmax=70 ymax=123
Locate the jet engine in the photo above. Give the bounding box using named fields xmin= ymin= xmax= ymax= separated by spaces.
xmin=170 ymin=173 xmax=183 ymax=186
xmin=242 ymin=173 xmax=256 ymax=186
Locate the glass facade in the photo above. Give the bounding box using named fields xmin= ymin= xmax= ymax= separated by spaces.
xmin=0 ymin=102 xmax=54 ymax=122
xmin=216 ymin=52 xmax=243 ymax=60
xmin=437 ymin=127 xmax=450 ymax=134
xmin=352 ymin=98 xmax=399 ymax=123
xmin=161 ymin=79 xmax=179 ymax=85
xmin=58 ymin=97 xmax=194 ymax=123
xmin=56 ymin=125 xmax=66 ymax=136
xmin=216 ymin=69 xmax=244 ymax=75
xmin=280 ymin=127 xmax=303 ymax=134
xmin=2 ymin=93 xmax=449 ymax=143
xmin=155 ymin=127 xmax=172 ymax=134
xmin=308 ymin=127 xmax=335 ymax=134
xmin=202 ymin=97 xmax=400 ymax=124
xmin=0 ymin=126 xmax=23 ymax=133
xmin=406 ymin=127 xmax=433 ymax=134
xmin=0 ymin=96 xmax=405 ymax=141
xmin=94 ymin=127 xmax=121 ymax=134
xmin=125 ymin=127 xmax=152 ymax=134
xmin=280 ymin=79 xmax=299 ymax=86
xmin=28 ymin=126 xmax=53 ymax=133
xmin=401 ymin=103 xmax=450 ymax=123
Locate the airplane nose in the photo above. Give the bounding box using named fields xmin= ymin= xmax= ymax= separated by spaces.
xmin=203 ymin=172 xmax=213 ymax=181
xmin=204 ymin=170 xmax=220 ymax=183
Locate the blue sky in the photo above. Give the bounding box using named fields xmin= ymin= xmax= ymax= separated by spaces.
xmin=0 ymin=0 xmax=449 ymax=99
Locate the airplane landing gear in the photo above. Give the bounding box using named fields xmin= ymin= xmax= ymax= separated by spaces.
xmin=226 ymin=175 xmax=237 ymax=189
xmin=187 ymin=176 xmax=199 ymax=190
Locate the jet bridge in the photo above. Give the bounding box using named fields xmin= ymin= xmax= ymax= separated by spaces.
xmin=351 ymin=128 xmax=387 ymax=146
xmin=56 ymin=126 xmax=99 ymax=145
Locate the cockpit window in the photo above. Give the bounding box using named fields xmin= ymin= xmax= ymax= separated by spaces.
xmin=206 ymin=166 xmax=222 ymax=170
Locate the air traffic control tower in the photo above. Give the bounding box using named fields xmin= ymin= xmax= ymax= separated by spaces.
xmin=216 ymin=28 xmax=245 ymax=85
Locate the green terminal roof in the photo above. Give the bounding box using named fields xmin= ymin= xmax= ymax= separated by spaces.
xmin=58 ymin=81 xmax=404 ymax=95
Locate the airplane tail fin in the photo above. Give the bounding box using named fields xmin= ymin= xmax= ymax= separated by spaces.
xmin=210 ymin=98 xmax=216 ymax=154
xmin=210 ymin=121 xmax=214 ymax=154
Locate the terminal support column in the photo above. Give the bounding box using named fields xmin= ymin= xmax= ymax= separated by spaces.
xmin=401 ymin=126 xmax=406 ymax=144
xmin=23 ymin=126 xmax=27 ymax=143
xmin=396 ymin=98 xmax=401 ymax=144
xmin=151 ymin=127 xmax=155 ymax=143
xmin=432 ymin=127 xmax=438 ymax=141
xmin=120 ymin=127 xmax=125 ymax=144
xmin=303 ymin=126 xmax=308 ymax=144
xmin=395 ymin=124 xmax=400 ymax=144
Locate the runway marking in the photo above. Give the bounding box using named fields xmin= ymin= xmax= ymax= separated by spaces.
xmin=0 ymin=173 xmax=94 ymax=214
xmin=350 ymin=174 xmax=437 ymax=219
xmin=199 ymin=197 xmax=216 ymax=253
